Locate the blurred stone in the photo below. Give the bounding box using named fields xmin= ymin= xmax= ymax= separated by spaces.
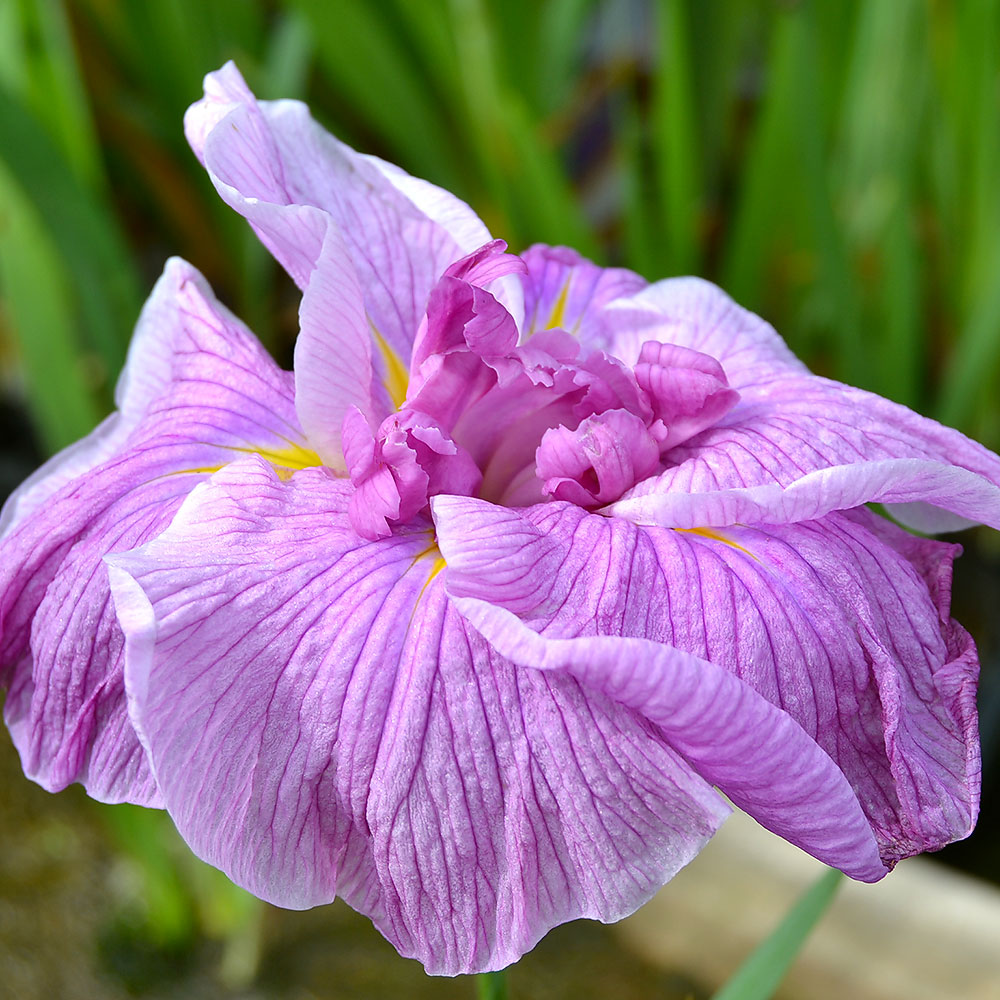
xmin=617 ymin=809 xmax=1000 ymax=1000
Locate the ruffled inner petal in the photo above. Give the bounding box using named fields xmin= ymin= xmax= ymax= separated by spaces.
xmin=612 ymin=373 xmax=1000 ymax=532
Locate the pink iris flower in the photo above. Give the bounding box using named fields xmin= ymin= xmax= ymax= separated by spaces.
xmin=2 ymin=63 xmax=999 ymax=974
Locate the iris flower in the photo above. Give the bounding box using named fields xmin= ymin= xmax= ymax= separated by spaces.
xmin=2 ymin=63 xmax=1000 ymax=975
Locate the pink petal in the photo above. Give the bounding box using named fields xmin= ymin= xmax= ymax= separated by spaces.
xmin=185 ymin=62 xmax=495 ymax=370
xmin=294 ymin=226 xmax=374 ymax=469
xmin=519 ymin=245 xmax=646 ymax=346
xmin=537 ymin=409 xmax=661 ymax=506
xmin=0 ymin=261 xmax=311 ymax=805
xmin=435 ymin=495 xmax=977 ymax=871
xmin=106 ymin=457 xmax=728 ymax=974
xmin=613 ymin=374 xmax=1000 ymax=532
xmin=601 ymin=276 xmax=808 ymax=388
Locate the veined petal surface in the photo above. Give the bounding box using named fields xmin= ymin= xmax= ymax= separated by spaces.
xmin=0 ymin=260 xmax=313 ymax=804
xmin=433 ymin=496 xmax=977 ymax=870
xmin=611 ymin=374 xmax=1000 ymax=532
xmin=599 ymin=277 xmax=808 ymax=387
xmin=519 ymin=245 xmax=646 ymax=346
xmin=185 ymin=62 xmax=495 ymax=368
xmin=107 ymin=457 xmax=728 ymax=975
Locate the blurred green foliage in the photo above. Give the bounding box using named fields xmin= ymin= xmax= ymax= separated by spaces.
xmin=1 ymin=0 xmax=999 ymax=457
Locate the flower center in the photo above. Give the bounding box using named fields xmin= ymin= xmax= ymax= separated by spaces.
xmin=344 ymin=243 xmax=739 ymax=539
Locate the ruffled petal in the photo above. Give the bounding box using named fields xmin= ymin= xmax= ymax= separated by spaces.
xmin=611 ymin=374 xmax=1000 ymax=532
xmin=185 ymin=62 xmax=493 ymax=369
xmin=600 ymin=277 xmax=808 ymax=388
xmin=106 ymin=457 xmax=727 ymax=974
xmin=537 ymin=409 xmax=661 ymax=506
xmin=434 ymin=496 xmax=977 ymax=871
xmin=0 ymin=260 xmax=312 ymax=804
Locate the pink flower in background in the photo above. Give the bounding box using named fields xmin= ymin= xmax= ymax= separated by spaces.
xmin=3 ymin=62 xmax=1000 ymax=974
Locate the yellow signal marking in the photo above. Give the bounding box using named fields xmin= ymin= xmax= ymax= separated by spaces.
xmin=675 ymin=526 xmax=756 ymax=560
xmin=371 ymin=324 xmax=409 ymax=409
xmin=545 ymin=279 xmax=571 ymax=330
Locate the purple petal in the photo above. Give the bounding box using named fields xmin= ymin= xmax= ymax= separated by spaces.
xmin=294 ymin=226 xmax=374 ymax=468
xmin=520 ymin=244 xmax=646 ymax=346
xmin=633 ymin=341 xmax=740 ymax=451
xmin=185 ymin=63 xmax=494 ymax=368
xmin=107 ymin=457 xmax=727 ymax=974
xmin=537 ymin=409 xmax=661 ymax=506
xmin=600 ymin=277 xmax=808 ymax=388
xmin=611 ymin=374 xmax=1000 ymax=532
xmin=435 ymin=495 xmax=978 ymax=871
xmin=0 ymin=260 xmax=312 ymax=804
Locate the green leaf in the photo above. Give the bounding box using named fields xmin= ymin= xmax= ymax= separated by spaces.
xmin=0 ymin=164 xmax=102 ymax=452
xmin=710 ymin=867 xmax=843 ymax=1000
xmin=449 ymin=0 xmax=597 ymax=254
xmin=720 ymin=7 xmax=803 ymax=310
xmin=475 ymin=970 xmax=508 ymax=1000
xmin=0 ymin=84 xmax=140 ymax=397
xmin=291 ymin=0 xmax=462 ymax=190
xmin=653 ymin=0 xmax=701 ymax=274
xmin=13 ymin=0 xmax=103 ymax=186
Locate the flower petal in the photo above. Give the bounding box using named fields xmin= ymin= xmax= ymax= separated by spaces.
xmin=0 ymin=260 xmax=311 ymax=804
xmin=185 ymin=62 xmax=494 ymax=365
xmin=435 ymin=495 xmax=977 ymax=871
xmin=294 ymin=225 xmax=374 ymax=468
xmin=537 ymin=409 xmax=661 ymax=506
xmin=600 ymin=276 xmax=808 ymax=388
xmin=611 ymin=374 xmax=1000 ymax=532
xmin=520 ymin=244 xmax=645 ymax=345
xmin=106 ymin=457 xmax=727 ymax=974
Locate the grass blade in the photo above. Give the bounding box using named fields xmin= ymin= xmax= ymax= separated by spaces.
xmin=0 ymin=165 xmax=102 ymax=452
xmin=720 ymin=8 xmax=802 ymax=311
xmin=292 ymin=0 xmax=462 ymax=190
xmin=653 ymin=0 xmax=701 ymax=274
xmin=0 ymin=84 xmax=140 ymax=394
xmin=449 ymin=0 xmax=598 ymax=254
xmin=710 ymin=867 xmax=843 ymax=1000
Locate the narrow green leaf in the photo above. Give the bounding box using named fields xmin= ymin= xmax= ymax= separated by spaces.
xmin=475 ymin=970 xmax=508 ymax=1000
xmin=536 ymin=0 xmax=594 ymax=115
xmin=877 ymin=207 xmax=922 ymax=407
xmin=263 ymin=8 xmax=314 ymax=100
xmin=710 ymin=867 xmax=843 ymax=1000
xmin=618 ymin=84 xmax=657 ymax=277
xmin=100 ymin=803 xmax=196 ymax=948
xmin=788 ymin=4 xmax=865 ymax=389
xmin=653 ymin=0 xmax=701 ymax=274
xmin=0 ymin=164 xmax=102 ymax=453
xmin=835 ymin=0 xmax=927 ymax=400
xmin=449 ymin=0 xmax=597 ymax=254
xmin=15 ymin=0 xmax=103 ymax=185
xmin=937 ymin=0 xmax=1000 ymax=430
xmin=291 ymin=0 xmax=462 ymax=190
xmin=503 ymin=94 xmax=599 ymax=255
xmin=720 ymin=8 xmax=802 ymax=310
xmin=0 ymin=85 xmax=140 ymax=393
xmin=940 ymin=269 xmax=1000 ymax=430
